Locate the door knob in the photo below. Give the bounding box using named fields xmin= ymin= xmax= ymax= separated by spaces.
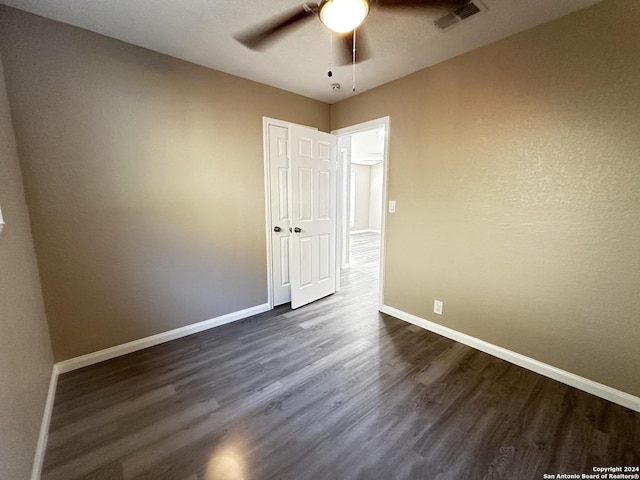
xmin=294 ymin=227 xmax=301 ymax=233
xmin=273 ymin=226 xmax=282 ymax=232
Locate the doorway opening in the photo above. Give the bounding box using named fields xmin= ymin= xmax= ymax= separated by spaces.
xmin=263 ymin=117 xmax=389 ymax=312
xmin=333 ymin=117 xmax=390 ymax=309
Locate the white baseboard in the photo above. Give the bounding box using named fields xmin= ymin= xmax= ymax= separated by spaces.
xmin=350 ymin=229 xmax=380 ymax=235
xmin=30 ymin=302 xmax=271 ymax=478
xmin=380 ymin=304 xmax=640 ymax=413
xmin=55 ymin=303 xmax=271 ymax=374
xmin=30 ymin=366 xmax=58 ymax=480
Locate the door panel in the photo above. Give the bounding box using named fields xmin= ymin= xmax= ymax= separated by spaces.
xmin=298 ymin=167 xmax=313 ymax=221
xmin=268 ymin=125 xmax=291 ymax=306
xmin=318 ymin=233 xmax=331 ymax=281
xmin=279 ymin=237 xmax=290 ymax=286
xmin=289 ymin=125 xmax=337 ymax=309
xmin=299 ymin=235 xmax=314 ymax=287
xmin=318 ymin=171 xmax=330 ymax=219
xmin=277 ymin=167 xmax=289 ymax=221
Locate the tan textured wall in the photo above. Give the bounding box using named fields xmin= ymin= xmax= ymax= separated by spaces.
xmin=332 ymin=0 xmax=640 ymax=396
xmin=0 ymin=7 xmax=330 ymax=361
xmin=0 ymin=53 xmax=54 ymax=480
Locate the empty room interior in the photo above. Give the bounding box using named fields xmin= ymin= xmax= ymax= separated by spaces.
xmin=1 ymin=0 xmax=639 ymax=479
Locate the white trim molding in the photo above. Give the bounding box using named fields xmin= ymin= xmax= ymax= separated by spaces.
xmin=30 ymin=367 xmax=58 ymax=480
xmin=380 ymin=304 xmax=640 ymax=413
xmin=56 ymin=303 xmax=270 ymax=374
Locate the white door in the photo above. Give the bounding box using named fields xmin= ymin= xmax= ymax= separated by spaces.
xmin=268 ymin=124 xmax=292 ymax=306
xmin=288 ymin=124 xmax=337 ymax=309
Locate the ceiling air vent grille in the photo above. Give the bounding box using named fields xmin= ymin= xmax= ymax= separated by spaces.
xmin=434 ymin=1 xmax=486 ymax=31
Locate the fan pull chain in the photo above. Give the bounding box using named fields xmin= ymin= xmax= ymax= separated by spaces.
xmin=328 ymin=32 xmax=334 ymax=78
xmin=352 ymin=28 xmax=357 ymax=92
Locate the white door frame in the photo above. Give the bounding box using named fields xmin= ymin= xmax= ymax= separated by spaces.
xmin=332 ymin=116 xmax=390 ymax=310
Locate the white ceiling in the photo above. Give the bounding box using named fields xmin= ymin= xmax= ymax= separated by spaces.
xmin=0 ymin=0 xmax=603 ymax=103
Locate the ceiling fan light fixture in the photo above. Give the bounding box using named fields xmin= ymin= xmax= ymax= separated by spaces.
xmin=319 ymin=0 xmax=369 ymax=34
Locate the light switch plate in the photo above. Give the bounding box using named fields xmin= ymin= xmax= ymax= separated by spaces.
xmin=388 ymin=200 xmax=396 ymax=213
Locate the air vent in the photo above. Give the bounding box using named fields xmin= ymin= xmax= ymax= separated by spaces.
xmin=434 ymin=1 xmax=486 ymax=31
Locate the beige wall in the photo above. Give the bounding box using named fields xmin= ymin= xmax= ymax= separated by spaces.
xmin=350 ymin=163 xmax=384 ymax=232
xmin=0 ymin=7 xmax=330 ymax=361
xmin=0 ymin=53 xmax=54 ymax=480
xmin=369 ymin=163 xmax=383 ymax=231
xmin=351 ymin=163 xmax=371 ymax=231
xmin=332 ymin=0 xmax=640 ymax=396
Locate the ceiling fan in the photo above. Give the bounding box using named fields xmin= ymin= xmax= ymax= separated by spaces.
xmin=235 ymin=0 xmax=469 ymax=66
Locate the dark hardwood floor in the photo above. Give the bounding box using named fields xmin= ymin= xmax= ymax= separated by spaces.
xmin=43 ymin=239 xmax=639 ymax=480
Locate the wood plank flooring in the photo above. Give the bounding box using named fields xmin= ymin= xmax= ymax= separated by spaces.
xmin=43 ymin=245 xmax=639 ymax=480
xmin=349 ymin=231 xmax=381 ymax=280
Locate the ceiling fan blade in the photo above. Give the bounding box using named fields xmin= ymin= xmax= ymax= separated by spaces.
xmin=337 ymin=28 xmax=370 ymax=66
xmin=234 ymin=4 xmax=317 ymax=51
xmin=375 ymin=0 xmax=467 ymax=8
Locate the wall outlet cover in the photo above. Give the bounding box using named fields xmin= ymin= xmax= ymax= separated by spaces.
xmin=434 ymin=300 xmax=443 ymax=315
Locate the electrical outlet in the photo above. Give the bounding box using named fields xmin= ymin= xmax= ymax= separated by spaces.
xmin=434 ymin=300 xmax=443 ymax=315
